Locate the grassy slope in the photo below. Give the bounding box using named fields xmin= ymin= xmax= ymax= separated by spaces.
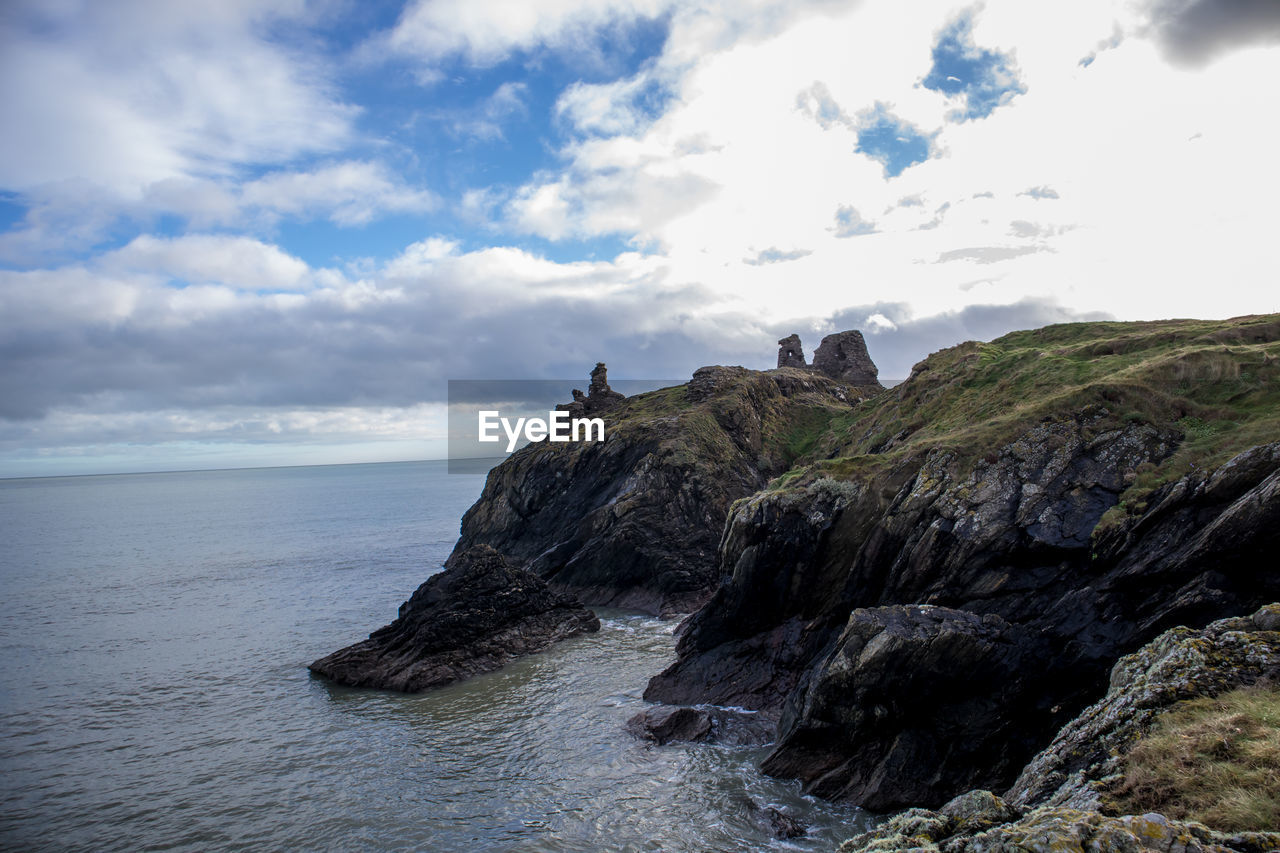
xmin=1109 ymin=686 xmax=1280 ymax=832
xmin=767 ymin=313 xmax=1280 ymax=530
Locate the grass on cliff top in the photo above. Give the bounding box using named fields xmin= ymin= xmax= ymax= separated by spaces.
xmin=1108 ymin=686 xmax=1280 ymax=832
xmin=770 ymin=314 xmax=1280 ymax=516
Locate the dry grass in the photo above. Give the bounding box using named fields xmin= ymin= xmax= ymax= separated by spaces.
xmin=1109 ymin=687 xmax=1280 ymax=832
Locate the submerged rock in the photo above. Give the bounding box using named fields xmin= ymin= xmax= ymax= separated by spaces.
xmin=743 ymin=798 xmax=807 ymax=839
xmin=625 ymin=705 xmax=778 ymax=746
xmin=309 ymin=545 xmax=599 ymax=692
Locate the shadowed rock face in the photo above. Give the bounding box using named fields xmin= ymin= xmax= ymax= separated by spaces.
xmin=835 ymin=609 xmax=1280 ymax=852
xmin=308 ymin=545 xmax=599 ymax=692
xmin=451 ymin=367 xmax=855 ymax=616
xmin=811 ymin=330 xmax=880 ymax=386
xmin=646 ymin=427 xmax=1280 ymax=810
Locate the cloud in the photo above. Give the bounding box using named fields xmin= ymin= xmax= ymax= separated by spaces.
xmin=744 ymin=247 xmax=813 ymax=265
xmin=0 ymin=162 xmax=436 ymax=262
xmin=935 ymin=245 xmax=1052 ymax=264
xmin=0 ymin=0 xmax=355 ymax=194
xmin=1019 ymin=185 xmax=1060 ymax=200
xmin=832 ymin=205 xmax=878 ymax=237
xmin=922 ymin=9 xmax=1027 ymax=121
xmin=1143 ymin=0 xmax=1280 ymax=67
xmin=449 ymin=81 xmax=531 ymax=141
xmin=383 ymin=0 xmax=675 ymax=67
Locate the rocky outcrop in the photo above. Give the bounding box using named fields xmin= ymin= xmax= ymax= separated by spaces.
xmin=812 ymin=330 xmax=881 ymax=386
xmin=557 ymin=362 xmax=625 ymax=417
xmin=450 ymin=367 xmax=855 ymax=616
xmin=775 ymin=329 xmax=882 ymax=386
xmin=645 ymin=423 xmax=1280 ymax=808
xmin=777 ymin=334 xmax=807 ymax=368
xmin=838 ymin=795 xmax=1280 ymax=853
xmin=1006 ymin=604 xmax=1280 ymax=811
xmin=835 ymin=608 xmax=1280 ymax=852
xmin=309 ymin=545 xmax=599 ymax=692
xmin=757 ymin=606 xmax=1050 ymax=809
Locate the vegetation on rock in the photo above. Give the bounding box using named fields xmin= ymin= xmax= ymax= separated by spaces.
xmin=1110 ymin=687 xmax=1280 ymax=832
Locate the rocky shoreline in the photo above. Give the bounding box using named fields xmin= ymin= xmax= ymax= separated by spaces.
xmin=311 ymin=314 xmax=1280 ymax=843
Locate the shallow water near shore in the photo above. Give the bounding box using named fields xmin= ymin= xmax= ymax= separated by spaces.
xmin=0 ymin=461 xmax=870 ymax=851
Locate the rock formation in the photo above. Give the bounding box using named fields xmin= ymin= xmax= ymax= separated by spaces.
xmin=557 ymin=362 xmax=625 ymax=417
xmin=451 ymin=366 xmax=854 ymax=616
xmin=1006 ymin=603 xmax=1280 ymax=811
xmin=812 ymin=329 xmax=880 ymax=385
xmin=645 ymin=422 xmax=1280 ymax=809
xmin=775 ymin=330 xmax=882 ymax=387
xmin=626 ymin=704 xmax=778 ymax=747
xmin=835 ymin=607 xmax=1280 ymax=852
xmin=777 ymin=334 xmax=806 ymax=368
xmin=308 ymin=545 xmax=599 ymax=692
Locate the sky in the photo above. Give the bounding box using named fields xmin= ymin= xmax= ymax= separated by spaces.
xmin=1 ymin=0 xmax=1278 ymax=476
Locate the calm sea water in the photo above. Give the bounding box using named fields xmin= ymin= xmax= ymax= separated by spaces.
xmin=0 ymin=461 xmax=869 ymax=851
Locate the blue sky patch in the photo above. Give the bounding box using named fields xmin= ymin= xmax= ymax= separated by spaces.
xmin=854 ymin=103 xmax=935 ymax=178
xmin=922 ymin=10 xmax=1026 ymax=121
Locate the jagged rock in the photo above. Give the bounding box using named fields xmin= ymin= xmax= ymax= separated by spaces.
xmin=743 ymin=798 xmax=807 ymax=839
xmin=626 ymin=705 xmax=778 ymax=746
xmin=626 ymin=705 xmax=712 ymax=745
xmin=777 ymin=334 xmax=807 ymax=368
xmin=1006 ymin=604 xmax=1280 ymax=811
xmin=812 ymin=330 xmax=881 ymax=386
xmin=452 ymin=368 xmax=853 ymax=616
xmin=646 ymin=420 xmax=1280 ymax=808
xmin=308 ymin=545 xmax=599 ymax=692
xmin=557 ymin=362 xmax=625 ymax=416
xmin=758 ymin=606 xmax=1048 ymax=810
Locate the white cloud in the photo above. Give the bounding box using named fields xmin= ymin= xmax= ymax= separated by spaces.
xmin=384 ymin=0 xmax=675 ymax=66
xmin=499 ymin=0 xmax=1280 ymax=323
xmin=0 ymin=0 xmax=355 ymax=194
xmin=102 ymin=235 xmax=313 ymax=292
xmin=238 ymin=162 xmax=437 ymax=226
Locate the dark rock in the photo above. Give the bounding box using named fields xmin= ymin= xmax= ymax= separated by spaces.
xmin=626 ymin=705 xmax=779 ymax=746
xmin=744 ymin=798 xmax=807 ymax=839
xmin=646 ymin=419 xmax=1280 ymax=809
xmin=626 ymin=705 xmax=712 ymax=745
xmin=777 ymin=334 xmax=807 ymax=368
xmin=308 ymin=545 xmax=599 ymax=692
xmin=557 ymin=362 xmax=625 ymax=417
xmin=811 ymin=330 xmax=881 ymax=386
xmin=453 ymin=368 xmax=853 ymax=616
xmin=759 ymin=605 xmax=1048 ymax=811
xmin=1006 ymin=603 xmax=1280 ymax=810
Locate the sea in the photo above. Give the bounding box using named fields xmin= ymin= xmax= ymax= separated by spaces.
xmin=0 ymin=461 xmax=871 ymax=852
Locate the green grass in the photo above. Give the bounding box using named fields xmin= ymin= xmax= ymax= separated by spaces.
xmin=1108 ymin=687 xmax=1280 ymax=832
xmin=766 ymin=314 xmax=1280 ymax=520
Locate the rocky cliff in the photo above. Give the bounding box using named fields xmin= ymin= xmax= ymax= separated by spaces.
xmin=319 ymin=314 xmax=1280 ymax=815
xmin=645 ymin=314 xmax=1280 ymax=809
xmin=836 ymin=606 xmax=1280 ymax=850
xmin=447 ymin=365 xmax=861 ymax=616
